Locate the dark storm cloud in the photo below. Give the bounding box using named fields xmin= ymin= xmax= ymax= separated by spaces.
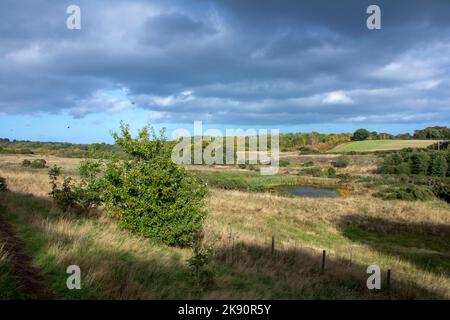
xmin=1 ymin=0 xmax=450 ymax=127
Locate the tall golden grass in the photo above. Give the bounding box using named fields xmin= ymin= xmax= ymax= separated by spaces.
xmin=0 ymin=154 xmax=449 ymax=299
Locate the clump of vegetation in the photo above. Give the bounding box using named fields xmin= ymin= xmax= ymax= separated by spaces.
xmin=333 ymin=156 xmax=350 ymax=168
xmin=410 ymin=152 xmax=430 ymax=175
xmin=428 ymin=153 xmax=448 ymax=177
xmin=0 ymin=177 xmax=7 ymax=191
xmin=48 ymin=162 xmax=102 ymax=214
xmin=237 ymin=163 xmax=259 ymax=171
xmin=101 ymin=124 xmax=208 ymax=247
xmin=352 ymin=128 xmax=370 ymax=141
xmin=187 ymin=233 xmax=214 ymax=290
xmin=374 ymin=185 xmax=436 ymax=202
xmin=432 ymin=180 xmax=450 ymax=203
xmin=379 ymin=150 xmax=450 ymax=177
xmin=22 ymin=158 xmax=47 ymax=168
xmin=301 ymin=160 xmax=315 ymax=167
xmin=279 ymin=160 xmax=290 ymax=167
xmin=327 ymin=167 xmax=337 ymax=178
xmin=299 ymin=166 xmax=322 ymax=177
xmin=206 ymin=177 xmax=250 ymax=190
xmin=49 ymin=166 xmax=78 ymax=212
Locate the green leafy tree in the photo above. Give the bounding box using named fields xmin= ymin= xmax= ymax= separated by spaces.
xmin=102 ymin=124 xmax=208 ymax=247
xmin=352 ymin=128 xmax=370 ymax=141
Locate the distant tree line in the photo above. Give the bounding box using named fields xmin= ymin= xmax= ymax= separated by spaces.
xmin=1 ymin=126 xmax=449 ymax=158
xmin=352 ymin=126 xmax=450 ymax=141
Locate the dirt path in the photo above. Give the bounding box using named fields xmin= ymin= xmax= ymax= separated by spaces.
xmin=0 ymin=211 xmax=55 ymax=299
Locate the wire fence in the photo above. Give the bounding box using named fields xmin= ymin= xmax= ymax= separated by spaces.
xmin=213 ymin=230 xmax=448 ymax=298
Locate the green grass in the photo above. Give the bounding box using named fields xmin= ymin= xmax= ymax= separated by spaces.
xmin=0 ymin=191 xmax=393 ymax=299
xmin=0 ymin=235 xmax=28 ymax=299
xmin=330 ymin=140 xmax=437 ymax=153
xmin=1 ymin=162 xmax=449 ymax=299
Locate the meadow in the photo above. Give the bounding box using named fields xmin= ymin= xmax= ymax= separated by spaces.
xmin=330 ymin=140 xmax=438 ymax=153
xmin=0 ymin=153 xmax=449 ymax=299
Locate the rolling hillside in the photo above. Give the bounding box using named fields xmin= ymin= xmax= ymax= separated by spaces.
xmin=330 ymin=140 xmax=438 ymax=153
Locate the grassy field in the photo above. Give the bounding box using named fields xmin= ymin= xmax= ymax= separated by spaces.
xmin=0 ymin=154 xmax=449 ymax=299
xmin=330 ymin=140 xmax=437 ymax=153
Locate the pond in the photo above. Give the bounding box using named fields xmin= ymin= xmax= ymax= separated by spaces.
xmin=278 ymin=186 xmax=340 ymax=198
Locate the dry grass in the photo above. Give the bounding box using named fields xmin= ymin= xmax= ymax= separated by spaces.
xmin=0 ymin=154 xmax=449 ymax=299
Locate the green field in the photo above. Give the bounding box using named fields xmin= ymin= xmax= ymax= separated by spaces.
xmin=330 ymin=140 xmax=437 ymax=153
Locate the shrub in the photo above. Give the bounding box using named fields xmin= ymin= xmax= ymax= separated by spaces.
xmin=374 ymin=185 xmax=435 ymax=201
xmin=301 ymin=161 xmax=314 ymax=167
xmin=102 ymin=124 xmax=208 ymax=247
xmin=0 ymin=177 xmax=7 ymax=191
xmin=21 ymin=159 xmax=31 ymax=167
xmin=336 ymin=173 xmax=352 ymax=181
xmin=49 ymin=166 xmax=78 ymax=212
xmin=428 ymin=152 xmax=448 ymax=177
xmin=75 ymin=160 xmax=103 ymax=214
xmin=447 ymin=151 xmax=450 ymax=177
xmin=48 ymin=163 xmax=102 ymax=214
xmin=396 ymin=162 xmax=411 ymax=175
xmin=327 ymin=167 xmax=336 ymax=178
xmin=187 ymin=233 xmax=213 ymax=289
xmin=432 ymin=181 xmax=450 ymax=203
xmin=410 ymin=152 xmax=430 ymax=175
xmin=333 ymin=156 xmax=350 ymax=168
xmin=300 ymin=167 xmax=322 ymax=177
xmin=205 ymin=177 xmax=249 ymax=190
xmin=30 ymin=159 xmax=47 ymax=168
xmin=279 ymin=160 xmax=290 ymax=167
xmin=48 ymin=165 xmax=76 ymax=212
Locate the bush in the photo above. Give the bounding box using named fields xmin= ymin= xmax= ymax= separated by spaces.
xmin=187 ymin=233 xmax=213 ymax=289
xmin=374 ymin=185 xmax=435 ymax=201
xmin=75 ymin=161 xmax=103 ymax=214
xmin=410 ymin=152 xmax=430 ymax=175
xmin=447 ymin=152 xmax=450 ymax=177
xmin=49 ymin=166 xmax=78 ymax=212
xmin=30 ymin=159 xmax=47 ymax=168
xmin=300 ymin=167 xmax=322 ymax=177
xmin=333 ymin=156 xmax=350 ymax=168
xmin=48 ymin=163 xmax=102 ymax=214
xmin=432 ymin=181 xmax=450 ymax=202
xmin=301 ymin=161 xmax=315 ymax=167
xmin=21 ymin=159 xmax=31 ymax=167
xmin=205 ymin=177 xmax=249 ymax=190
xmin=102 ymin=124 xmax=208 ymax=247
xmin=428 ymin=152 xmax=448 ymax=177
xmin=279 ymin=160 xmax=290 ymax=167
xmin=327 ymin=167 xmax=336 ymax=178
xmin=0 ymin=177 xmax=7 ymax=191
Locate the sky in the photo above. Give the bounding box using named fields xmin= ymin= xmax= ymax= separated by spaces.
xmin=0 ymin=0 xmax=450 ymax=143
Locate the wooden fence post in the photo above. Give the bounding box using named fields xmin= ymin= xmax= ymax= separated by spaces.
xmin=321 ymin=250 xmax=326 ymax=274
xmin=271 ymin=236 xmax=275 ymax=255
xmin=386 ymin=269 xmax=391 ymax=293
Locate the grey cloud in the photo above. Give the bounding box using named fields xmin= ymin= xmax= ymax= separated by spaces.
xmin=0 ymin=0 xmax=450 ymax=126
